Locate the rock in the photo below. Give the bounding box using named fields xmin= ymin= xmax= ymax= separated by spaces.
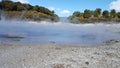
xmin=53 ymin=64 xmax=65 ymax=68
xmin=104 ymin=39 xmax=120 ymax=45
xmin=85 ymin=62 xmax=89 ymax=65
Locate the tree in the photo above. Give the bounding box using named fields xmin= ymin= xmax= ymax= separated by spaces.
xmin=110 ymin=9 xmax=116 ymax=18
xmin=51 ymin=10 xmax=54 ymax=14
xmin=72 ymin=11 xmax=84 ymax=21
xmin=94 ymin=10 xmax=98 ymax=17
xmin=0 ymin=2 xmax=2 ymax=9
xmin=73 ymin=11 xmax=81 ymax=17
xmin=39 ymin=6 xmax=54 ymax=16
xmin=83 ymin=9 xmax=92 ymax=19
xmin=14 ymin=2 xmax=25 ymax=11
xmin=94 ymin=8 xmax=101 ymax=18
xmin=102 ymin=10 xmax=109 ymax=18
xmin=17 ymin=5 xmax=24 ymax=11
xmin=22 ymin=4 xmax=33 ymax=10
xmin=0 ymin=0 xmax=13 ymax=10
xmin=96 ymin=8 xmax=101 ymax=15
xmin=33 ymin=5 xmax=39 ymax=11
xmin=117 ymin=12 xmax=120 ymax=18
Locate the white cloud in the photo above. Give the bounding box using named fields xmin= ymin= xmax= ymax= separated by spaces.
xmin=12 ymin=0 xmax=29 ymax=3
xmin=47 ymin=7 xmax=70 ymax=16
xmin=109 ymin=0 xmax=120 ymax=11
xmin=48 ymin=6 xmax=61 ymax=11
xmin=48 ymin=7 xmax=55 ymax=11
xmin=60 ymin=10 xmax=70 ymax=14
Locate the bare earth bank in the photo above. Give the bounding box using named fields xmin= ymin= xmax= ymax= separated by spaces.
xmin=0 ymin=43 xmax=120 ymax=68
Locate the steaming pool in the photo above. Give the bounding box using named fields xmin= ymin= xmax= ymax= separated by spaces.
xmin=0 ymin=20 xmax=120 ymax=45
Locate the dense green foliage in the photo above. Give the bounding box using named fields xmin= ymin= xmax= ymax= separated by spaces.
xmin=110 ymin=9 xmax=116 ymax=18
xmin=0 ymin=0 xmax=59 ymax=21
xmin=68 ymin=8 xmax=120 ymax=23
xmin=83 ymin=9 xmax=92 ymax=19
xmin=94 ymin=8 xmax=101 ymax=18
xmin=117 ymin=12 xmax=120 ymax=18
xmin=102 ymin=10 xmax=109 ymax=18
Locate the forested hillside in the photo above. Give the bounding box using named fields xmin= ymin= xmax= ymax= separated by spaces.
xmin=68 ymin=8 xmax=120 ymax=23
xmin=0 ymin=0 xmax=59 ymax=21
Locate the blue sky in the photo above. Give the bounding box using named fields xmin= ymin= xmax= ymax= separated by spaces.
xmin=29 ymin=0 xmax=114 ymax=17
xmin=3 ymin=0 xmax=120 ymax=17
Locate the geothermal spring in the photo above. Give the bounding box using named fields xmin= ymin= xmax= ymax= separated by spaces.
xmin=0 ymin=18 xmax=120 ymax=45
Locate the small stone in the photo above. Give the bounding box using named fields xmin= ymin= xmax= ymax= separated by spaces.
xmin=83 ymin=67 xmax=87 ymax=68
xmin=55 ymin=47 xmax=61 ymax=50
xmin=53 ymin=64 xmax=65 ymax=68
xmin=85 ymin=62 xmax=89 ymax=65
xmin=91 ymin=56 xmax=94 ymax=58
